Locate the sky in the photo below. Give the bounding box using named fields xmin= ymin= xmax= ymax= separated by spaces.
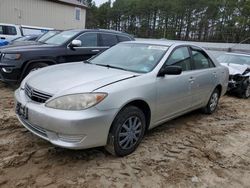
xmin=93 ymin=0 xmax=114 ymax=7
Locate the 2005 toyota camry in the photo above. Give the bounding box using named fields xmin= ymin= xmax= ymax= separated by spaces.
xmin=15 ymin=41 xmax=229 ymax=156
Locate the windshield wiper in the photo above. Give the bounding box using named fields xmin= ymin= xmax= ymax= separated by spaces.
xmin=83 ymin=60 xmax=92 ymax=64
xmin=94 ymin=64 xmax=127 ymax=71
xmin=38 ymin=41 xmax=46 ymax=44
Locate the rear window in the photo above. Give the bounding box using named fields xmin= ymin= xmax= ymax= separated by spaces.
xmin=217 ymin=54 xmax=250 ymax=66
xmin=118 ymin=35 xmax=131 ymax=42
xmin=100 ymin=33 xmax=118 ymax=47
xmin=0 ymin=25 xmax=17 ymax=35
xmin=191 ymin=48 xmax=215 ymax=69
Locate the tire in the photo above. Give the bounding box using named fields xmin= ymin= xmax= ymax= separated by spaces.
xmin=24 ymin=62 xmax=48 ymax=78
xmin=202 ymin=88 xmax=220 ymax=114
xmin=240 ymin=82 xmax=250 ymax=99
xmin=105 ymin=106 xmax=146 ymax=157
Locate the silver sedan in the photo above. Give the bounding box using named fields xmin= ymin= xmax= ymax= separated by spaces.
xmin=15 ymin=41 xmax=229 ymax=156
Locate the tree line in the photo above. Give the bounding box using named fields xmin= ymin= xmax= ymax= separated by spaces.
xmin=85 ymin=0 xmax=250 ymax=43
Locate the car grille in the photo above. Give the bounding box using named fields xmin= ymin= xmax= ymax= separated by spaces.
xmin=18 ymin=115 xmax=48 ymax=139
xmin=25 ymin=84 xmax=53 ymax=103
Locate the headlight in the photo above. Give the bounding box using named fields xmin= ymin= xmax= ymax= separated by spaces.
xmin=45 ymin=93 xmax=107 ymax=110
xmin=3 ymin=53 xmax=21 ymax=60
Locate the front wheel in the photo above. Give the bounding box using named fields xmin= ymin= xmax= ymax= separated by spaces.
xmin=202 ymin=88 xmax=220 ymax=114
xmin=240 ymin=82 xmax=250 ymax=99
xmin=105 ymin=106 xmax=146 ymax=157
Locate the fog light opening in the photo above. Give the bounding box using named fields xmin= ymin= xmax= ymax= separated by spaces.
xmin=2 ymin=68 xmax=13 ymax=73
xmin=57 ymin=133 xmax=86 ymax=143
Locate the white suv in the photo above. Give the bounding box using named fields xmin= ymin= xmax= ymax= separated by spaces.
xmin=0 ymin=23 xmax=22 ymax=41
xmin=0 ymin=23 xmax=54 ymax=42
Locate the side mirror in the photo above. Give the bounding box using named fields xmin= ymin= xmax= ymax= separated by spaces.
xmin=158 ymin=66 xmax=182 ymax=77
xmin=69 ymin=40 xmax=82 ymax=48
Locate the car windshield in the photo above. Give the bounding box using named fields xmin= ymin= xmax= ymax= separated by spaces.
xmin=38 ymin=31 xmax=60 ymax=42
xmin=14 ymin=36 xmax=34 ymax=41
xmin=44 ymin=30 xmax=78 ymax=45
xmin=89 ymin=43 xmax=169 ymax=73
xmin=14 ymin=36 xmax=29 ymax=41
xmin=217 ymin=54 xmax=250 ymax=66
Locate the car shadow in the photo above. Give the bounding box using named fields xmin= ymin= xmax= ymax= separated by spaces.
xmin=38 ymin=109 xmax=203 ymax=161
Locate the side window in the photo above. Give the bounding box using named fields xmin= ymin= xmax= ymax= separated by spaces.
xmin=8 ymin=26 xmax=17 ymax=35
xmin=76 ymin=33 xmax=97 ymax=47
xmin=117 ymin=35 xmax=131 ymax=42
xmin=166 ymin=47 xmax=192 ymax=71
xmin=0 ymin=26 xmax=3 ymax=34
xmin=101 ymin=33 xmax=118 ymax=47
xmin=191 ymin=48 xmax=215 ymax=69
xmin=0 ymin=26 xmax=17 ymax=35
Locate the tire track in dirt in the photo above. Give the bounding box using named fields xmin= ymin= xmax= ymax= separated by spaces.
xmin=0 ymin=82 xmax=249 ymax=187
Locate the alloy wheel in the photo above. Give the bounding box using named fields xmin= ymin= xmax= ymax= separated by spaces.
xmin=210 ymin=92 xmax=219 ymax=111
xmin=118 ymin=116 xmax=143 ymax=150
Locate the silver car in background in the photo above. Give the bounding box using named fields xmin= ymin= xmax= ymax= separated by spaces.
xmin=15 ymin=41 xmax=229 ymax=156
xmin=217 ymin=52 xmax=250 ymax=98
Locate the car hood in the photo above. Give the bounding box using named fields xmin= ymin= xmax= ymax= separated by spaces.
xmin=221 ymin=63 xmax=250 ymax=76
xmin=0 ymin=43 xmax=57 ymax=52
xmin=26 ymin=62 xmax=138 ymax=95
xmin=7 ymin=41 xmax=40 ymax=47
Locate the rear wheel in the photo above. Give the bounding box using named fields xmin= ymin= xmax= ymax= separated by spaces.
xmin=202 ymin=88 xmax=220 ymax=114
xmin=105 ymin=106 xmax=146 ymax=157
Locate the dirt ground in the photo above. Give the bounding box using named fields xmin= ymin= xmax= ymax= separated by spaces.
xmin=0 ymin=81 xmax=249 ymax=188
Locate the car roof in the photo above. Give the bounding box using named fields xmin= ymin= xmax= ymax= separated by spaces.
xmin=225 ymin=52 xmax=250 ymax=57
xmin=0 ymin=23 xmax=17 ymax=27
xmin=65 ymin=29 xmax=132 ymax=36
xmin=123 ymin=40 xmax=202 ymax=47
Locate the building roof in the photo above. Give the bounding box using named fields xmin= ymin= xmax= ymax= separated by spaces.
xmin=52 ymin=0 xmax=88 ymax=8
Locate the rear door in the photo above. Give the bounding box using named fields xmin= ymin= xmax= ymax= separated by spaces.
xmin=66 ymin=32 xmax=105 ymax=62
xmin=189 ymin=46 xmax=218 ymax=107
xmin=100 ymin=33 xmax=119 ymax=48
xmin=117 ymin=35 xmax=133 ymax=42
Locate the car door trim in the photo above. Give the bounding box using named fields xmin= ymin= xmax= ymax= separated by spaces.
xmin=157 ymin=45 xmax=192 ymax=76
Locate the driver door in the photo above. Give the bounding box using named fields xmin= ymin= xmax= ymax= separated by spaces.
xmin=66 ymin=32 xmax=105 ymax=62
xmin=155 ymin=46 xmax=194 ymax=123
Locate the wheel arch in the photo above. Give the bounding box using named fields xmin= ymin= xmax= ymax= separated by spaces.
xmin=109 ymin=99 xmax=152 ymax=134
xmin=215 ymin=84 xmax=222 ymax=97
xmin=105 ymin=99 xmax=152 ymax=155
xmin=20 ymin=59 xmax=57 ymax=81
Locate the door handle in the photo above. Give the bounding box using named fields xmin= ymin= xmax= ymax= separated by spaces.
xmin=92 ymin=49 xmax=100 ymax=52
xmin=189 ymin=77 xmax=195 ymax=82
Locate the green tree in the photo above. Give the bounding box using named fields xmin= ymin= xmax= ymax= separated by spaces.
xmin=85 ymin=0 xmax=250 ymax=43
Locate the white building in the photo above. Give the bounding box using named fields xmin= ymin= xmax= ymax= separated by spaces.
xmin=0 ymin=0 xmax=87 ymax=30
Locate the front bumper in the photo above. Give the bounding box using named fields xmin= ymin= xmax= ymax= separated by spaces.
xmin=227 ymin=75 xmax=250 ymax=94
xmin=14 ymin=88 xmax=118 ymax=149
xmin=0 ymin=55 xmax=24 ymax=83
xmin=0 ymin=66 xmax=21 ymax=83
